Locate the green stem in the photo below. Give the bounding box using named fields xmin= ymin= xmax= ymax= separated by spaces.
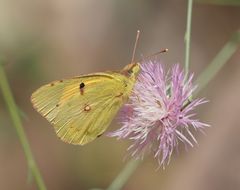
xmin=0 ymin=59 xmax=47 ymax=190
xmin=106 ymin=159 xmax=141 ymax=190
xmin=185 ymin=0 xmax=193 ymax=76
xmin=195 ymin=30 xmax=240 ymax=94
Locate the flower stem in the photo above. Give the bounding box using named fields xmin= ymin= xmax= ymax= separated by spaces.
xmin=0 ymin=57 xmax=47 ymax=190
xmin=184 ymin=0 xmax=193 ymax=76
xmin=106 ymin=159 xmax=141 ymax=190
xmin=195 ymin=30 xmax=240 ymax=94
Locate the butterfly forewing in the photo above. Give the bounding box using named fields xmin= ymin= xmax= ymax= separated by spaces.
xmin=31 ymin=72 xmax=134 ymax=145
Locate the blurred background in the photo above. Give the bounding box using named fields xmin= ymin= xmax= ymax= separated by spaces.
xmin=0 ymin=0 xmax=240 ymax=189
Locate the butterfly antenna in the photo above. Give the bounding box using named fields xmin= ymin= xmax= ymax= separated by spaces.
xmin=140 ymin=48 xmax=168 ymax=62
xmin=131 ymin=30 xmax=140 ymax=63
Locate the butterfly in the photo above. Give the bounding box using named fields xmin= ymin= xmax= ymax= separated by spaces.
xmin=31 ymin=62 xmax=141 ymax=145
xmin=31 ymin=30 xmax=167 ymax=145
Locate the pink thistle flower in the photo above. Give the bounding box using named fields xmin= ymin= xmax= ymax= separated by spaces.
xmin=109 ymin=60 xmax=209 ymax=167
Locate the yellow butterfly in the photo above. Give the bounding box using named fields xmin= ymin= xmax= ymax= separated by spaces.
xmin=31 ymin=62 xmax=140 ymax=145
xmin=31 ymin=31 xmax=144 ymax=145
xmin=31 ymin=30 xmax=167 ymax=145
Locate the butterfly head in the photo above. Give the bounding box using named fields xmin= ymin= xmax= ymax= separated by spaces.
xmin=121 ymin=62 xmax=140 ymax=79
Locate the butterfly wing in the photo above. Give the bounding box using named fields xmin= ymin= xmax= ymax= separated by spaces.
xmin=31 ymin=72 xmax=135 ymax=145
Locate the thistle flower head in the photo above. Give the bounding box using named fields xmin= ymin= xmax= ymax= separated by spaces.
xmin=109 ymin=60 xmax=209 ymax=167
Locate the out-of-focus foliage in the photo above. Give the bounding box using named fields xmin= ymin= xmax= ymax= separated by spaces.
xmin=196 ymin=0 xmax=240 ymax=6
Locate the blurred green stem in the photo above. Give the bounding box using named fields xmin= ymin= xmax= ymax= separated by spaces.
xmin=195 ymin=30 xmax=240 ymax=94
xmin=0 ymin=59 xmax=46 ymax=190
xmin=185 ymin=0 xmax=193 ymax=76
xmin=105 ymin=30 xmax=240 ymax=190
xmin=106 ymin=159 xmax=141 ymax=190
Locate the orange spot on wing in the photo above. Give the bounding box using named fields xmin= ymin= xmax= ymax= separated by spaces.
xmin=84 ymin=105 xmax=91 ymax=112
